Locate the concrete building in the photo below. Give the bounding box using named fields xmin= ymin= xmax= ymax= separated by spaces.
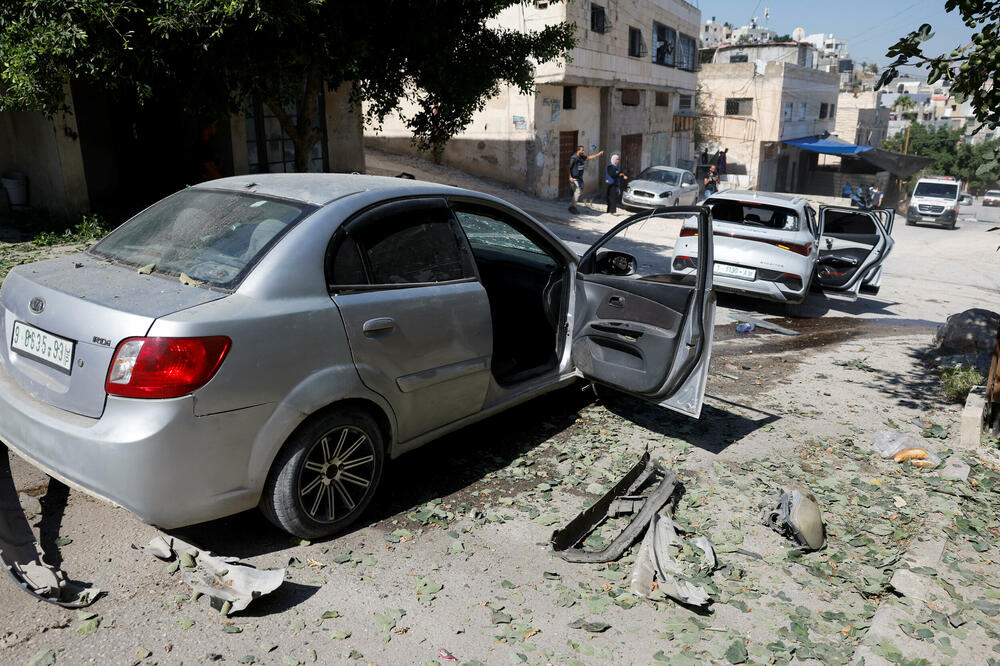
xmin=0 ymin=83 xmax=365 ymax=222
xmin=730 ymin=19 xmax=777 ymax=44
xmin=803 ymin=32 xmax=853 ymax=88
xmin=835 ymin=91 xmax=890 ymax=148
xmin=698 ymin=58 xmax=839 ymax=192
xmin=702 ymin=42 xmax=816 ymax=69
xmin=701 ymin=17 xmax=731 ymax=48
xmin=365 ymin=0 xmax=701 ymax=200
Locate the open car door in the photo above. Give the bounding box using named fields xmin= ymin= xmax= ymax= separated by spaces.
xmin=571 ymin=207 xmax=715 ymax=418
xmin=873 ymin=208 xmax=895 ymax=235
xmin=815 ymin=206 xmax=894 ymax=297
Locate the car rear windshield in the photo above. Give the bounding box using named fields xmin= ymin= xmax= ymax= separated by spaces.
xmin=90 ymin=189 xmax=313 ymax=290
xmin=704 ymin=198 xmax=800 ymax=231
xmin=914 ymin=182 xmax=958 ymax=199
xmin=636 ymin=168 xmax=680 ymax=186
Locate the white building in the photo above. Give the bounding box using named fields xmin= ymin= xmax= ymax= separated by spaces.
xmin=366 ymin=0 xmax=701 ymax=200
xmin=701 ymin=17 xmax=731 ymax=48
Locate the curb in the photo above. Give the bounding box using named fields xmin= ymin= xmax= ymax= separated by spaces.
xmin=960 ymin=385 xmax=986 ymax=450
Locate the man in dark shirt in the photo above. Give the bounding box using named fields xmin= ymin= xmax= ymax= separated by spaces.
xmin=568 ymin=145 xmax=603 ymax=214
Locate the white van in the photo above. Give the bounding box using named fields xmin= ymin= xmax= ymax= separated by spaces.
xmin=906 ymin=175 xmax=961 ymax=229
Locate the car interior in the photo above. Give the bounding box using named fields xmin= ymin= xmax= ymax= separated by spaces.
xmin=452 ymin=206 xmax=565 ymax=386
xmin=706 ymin=199 xmax=800 ymax=231
xmin=816 ymin=210 xmax=880 ymax=287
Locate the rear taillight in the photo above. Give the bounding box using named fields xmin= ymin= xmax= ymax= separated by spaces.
xmin=679 ymin=227 xmax=699 ymax=237
xmin=775 ymin=242 xmax=812 ymax=256
xmin=106 ymin=336 xmax=231 ymax=399
xmin=673 ymin=255 xmax=698 ymax=271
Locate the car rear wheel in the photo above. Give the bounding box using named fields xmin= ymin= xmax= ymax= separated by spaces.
xmin=261 ymin=409 xmax=384 ymax=538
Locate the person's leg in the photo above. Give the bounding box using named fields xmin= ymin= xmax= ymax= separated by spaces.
xmin=569 ymin=179 xmax=583 ymax=213
xmin=606 ymin=184 xmax=616 ymax=213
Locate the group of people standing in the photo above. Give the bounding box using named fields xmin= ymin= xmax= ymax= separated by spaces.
xmin=841 ymin=182 xmax=884 ymax=209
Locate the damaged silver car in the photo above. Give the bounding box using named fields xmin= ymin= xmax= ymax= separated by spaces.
xmin=0 ymin=175 xmax=715 ymax=538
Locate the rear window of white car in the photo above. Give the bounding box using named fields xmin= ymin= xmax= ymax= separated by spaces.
xmin=986 ymin=190 xmax=1000 ymax=197
xmin=704 ymin=198 xmax=800 ymax=231
xmin=913 ymin=182 xmax=958 ymax=199
xmin=91 ymin=189 xmax=313 ymax=290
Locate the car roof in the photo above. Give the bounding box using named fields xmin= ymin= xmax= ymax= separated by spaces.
xmin=641 ymin=165 xmax=685 ymax=173
xmin=705 ymin=189 xmax=807 ymax=209
xmin=193 ymin=173 xmax=468 ymax=206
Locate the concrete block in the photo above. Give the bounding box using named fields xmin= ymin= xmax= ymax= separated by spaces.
xmin=901 ymin=539 xmax=945 ymax=569
xmin=959 ymin=385 xmax=986 ymax=450
xmin=940 ymin=460 xmax=971 ymax=482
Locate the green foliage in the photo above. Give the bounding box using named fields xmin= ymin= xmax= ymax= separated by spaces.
xmin=893 ymin=94 xmax=916 ymax=111
xmin=880 ymin=2 xmax=1000 ymax=174
xmin=0 ymin=1 xmax=576 ymax=169
xmin=939 ymin=364 xmax=985 ymax=403
xmin=882 ymin=122 xmax=1000 ymax=191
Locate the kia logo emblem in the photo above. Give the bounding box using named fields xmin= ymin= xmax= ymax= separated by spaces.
xmin=28 ymin=297 xmax=45 ymax=314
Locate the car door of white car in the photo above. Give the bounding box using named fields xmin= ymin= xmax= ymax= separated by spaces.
xmin=815 ymin=206 xmax=894 ymax=297
xmin=570 ymin=207 xmax=715 ymax=418
xmin=681 ymin=172 xmax=699 ymax=204
xmin=328 ymin=198 xmax=493 ymax=443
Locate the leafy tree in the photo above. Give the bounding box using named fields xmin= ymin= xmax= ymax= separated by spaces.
xmin=882 ymin=123 xmax=1000 ymax=191
xmin=774 ymin=34 xmax=793 ymax=42
xmin=0 ymin=1 xmax=576 ymax=171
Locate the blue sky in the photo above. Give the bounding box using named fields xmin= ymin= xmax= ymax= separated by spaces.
xmin=695 ymin=0 xmax=976 ymax=71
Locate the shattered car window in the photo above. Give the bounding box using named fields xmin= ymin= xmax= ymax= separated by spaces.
xmin=705 ymin=198 xmax=800 ymax=232
xmin=455 ymin=211 xmax=548 ymax=256
xmin=90 ymin=190 xmax=313 ymax=290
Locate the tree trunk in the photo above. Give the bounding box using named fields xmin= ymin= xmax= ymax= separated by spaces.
xmin=265 ymin=62 xmax=325 ymax=172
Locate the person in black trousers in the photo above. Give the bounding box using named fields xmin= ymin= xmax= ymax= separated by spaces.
xmin=605 ymin=153 xmax=628 ymax=214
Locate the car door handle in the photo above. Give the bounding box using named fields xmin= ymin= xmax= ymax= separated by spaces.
xmin=362 ymin=317 xmax=396 ymax=336
xmin=608 ymin=295 xmax=625 ymax=308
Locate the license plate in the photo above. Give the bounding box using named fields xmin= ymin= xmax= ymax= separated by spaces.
xmin=11 ymin=321 xmax=75 ymax=373
xmin=922 ymin=216 xmax=939 ymax=222
xmin=713 ymin=263 xmax=756 ymax=280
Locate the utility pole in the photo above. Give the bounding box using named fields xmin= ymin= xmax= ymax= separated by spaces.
xmin=903 ymin=123 xmax=911 ymax=155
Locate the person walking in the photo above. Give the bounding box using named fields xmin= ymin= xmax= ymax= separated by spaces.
xmin=717 ymin=148 xmax=728 ymax=175
xmin=704 ymin=164 xmax=720 ymax=197
xmin=568 ymin=145 xmax=604 ymax=214
xmin=605 ymin=154 xmax=628 ymax=214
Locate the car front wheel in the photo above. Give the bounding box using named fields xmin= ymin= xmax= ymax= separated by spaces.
xmin=261 ymin=409 xmax=384 ymax=538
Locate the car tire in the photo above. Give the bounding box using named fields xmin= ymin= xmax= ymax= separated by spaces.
xmin=905 ymin=220 xmax=914 ymax=226
xmin=949 ymin=219 xmax=957 ymax=230
xmin=260 ymin=408 xmax=384 ymax=538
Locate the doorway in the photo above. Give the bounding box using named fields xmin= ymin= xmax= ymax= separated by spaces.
xmin=620 ymin=134 xmax=643 ymax=179
xmin=558 ymin=131 xmax=579 ymax=199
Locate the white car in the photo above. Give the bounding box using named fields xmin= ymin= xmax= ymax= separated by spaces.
xmin=622 ymin=166 xmax=699 ymax=210
xmin=671 ymin=189 xmax=895 ymax=306
xmin=906 ymin=175 xmax=962 ymax=228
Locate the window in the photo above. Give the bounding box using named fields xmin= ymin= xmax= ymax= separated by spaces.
xmin=677 ymin=34 xmax=696 ymax=71
xmin=628 ymin=27 xmax=645 ymax=58
xmin=652 ymin=22 xmax=675 ymax=65
xmin=563 ymin=86 xmax=577 ymax=110
xmin=729 ymin=53 xmax=749 ymax=63
xmin=621 ymin=89 xmax=640 ymax=106
xmin=590 ymin=4 xmax=607 ymax=33
xmin=705 ymin=199 xmax=801 ymax=231
xmin=726 ymin=98 xmax=753 ymax=116
xmin=783 ymin=102 xmax=793 ymax=120
xmin=655 ymin=91 xmax=670 ymax=107
xmin=829 ymin=104 xmax=835 ymax=118
xmin=678 ymin=94 xmax=693 ymax=110
xmin=329 ymin=203 xmax=473 ymax=287
xmin=454 ymin=210 xmax=550 ymax=256
xmin=246 ymin=96 xmax=328 ymax=174
xmin=682 ymin=172 xmax=695 ymax=185
xmin=798 ymin=103 xmax=807 ymax=120
xmin=819 ymin=103 xmax=829 ymax=119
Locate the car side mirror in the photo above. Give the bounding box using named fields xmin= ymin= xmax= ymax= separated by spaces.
xmin=595 ymin=250 xmax=636 ymax=276
xmin=959 ymin=194 xmax=973 ymax=205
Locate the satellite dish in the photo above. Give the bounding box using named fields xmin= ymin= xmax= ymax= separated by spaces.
xmin=792 ymin=27 xmax=805 ymax=41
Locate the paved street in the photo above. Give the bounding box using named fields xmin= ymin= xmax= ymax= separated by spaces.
xmin=1 ymin=156 xmax=998 ymax=665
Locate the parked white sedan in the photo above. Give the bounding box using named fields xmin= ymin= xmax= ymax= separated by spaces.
xmin=622 ymin=166 xmax=699 ymax=210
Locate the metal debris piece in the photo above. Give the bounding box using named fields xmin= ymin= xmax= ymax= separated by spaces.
xmin=729 ymin=315 xmax=800 ymax=336
xmin=0 ymin=445 xmax=102 ymax=607
xmin=550 ymin=451 xmax=679 ymax=563
xmin=630 ymin=508 xmax=716 ymax=607
xmin=134 ymin=535 xmax=284 ymax=615
xmin=763 ymin=485 xmax=827 ymax=551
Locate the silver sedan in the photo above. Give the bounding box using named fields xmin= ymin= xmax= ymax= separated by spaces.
xmin=622 ymin=166 xmax=700 ymax=210
xmin=0 ymin=175 xmax=715 ymax=538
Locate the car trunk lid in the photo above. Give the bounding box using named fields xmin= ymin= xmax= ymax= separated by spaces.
xmin=0 ymin=254 xmax=226 ymax=418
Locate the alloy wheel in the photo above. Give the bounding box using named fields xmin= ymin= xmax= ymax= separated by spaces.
xmin=296 ymin=425 xmax=376 ymax=523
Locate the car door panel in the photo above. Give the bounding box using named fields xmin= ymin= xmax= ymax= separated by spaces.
xmin=571 ymin=207 xmax=714 ymax=417
xmin=329 ymin=199 xmax=492 ymax=442
xmin=815 ymin=206 xmax=892 ymax=295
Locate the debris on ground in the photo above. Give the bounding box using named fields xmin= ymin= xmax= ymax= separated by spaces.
xmin=763 ymin=485 xmax=827 ymax=551
xmin=735 ymin=322 xmax=756 ymax=334
xmin=629 ymin=507 xmax=717 ymax=607
xmin=729 ymin=315 xmax=800 ymax=336
xmin=134 ymin=535 xmax=285 ymax=615
xmin=871 ymin=430 xmax=941 ymax=468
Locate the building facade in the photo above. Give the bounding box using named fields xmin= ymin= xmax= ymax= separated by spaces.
xmin=365 ymin=0 xmax=701 ymax=200
xmin=835 ymin=91 xmax=889 ymax=148
xmin=698 ymin=58 xmax=839 ymax=192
